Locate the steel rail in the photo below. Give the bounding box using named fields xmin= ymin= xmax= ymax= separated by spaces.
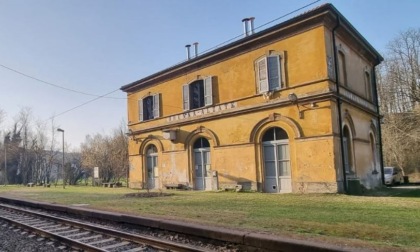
xmin=0 ymin=203 xmax=206 ymax=252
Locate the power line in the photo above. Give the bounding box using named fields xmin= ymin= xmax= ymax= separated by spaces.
xmin=0 ymin=63 xmax=124 ymax=99
xmin=47 ymin=88 xmax=121 ymax=122
xmin=13 ymin=0 xmax=322 ymax=122
xmin=194 ymin=0 xmax=322 ymax=56
xmin=143 ymin=0 xmax=322 ymax=74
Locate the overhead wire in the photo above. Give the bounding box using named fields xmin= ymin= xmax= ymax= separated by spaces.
xmin=187 ymin=0 xmax=321 ymax=56
xmin=0 ymin=63 xmax=124 ymax=99
xmin=46 ymin=88 xmax=121 ymax=122
xmin=3 ymin=0 xmax=321 ymax=122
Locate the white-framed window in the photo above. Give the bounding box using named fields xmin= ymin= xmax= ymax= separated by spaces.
xmin=139 ymin=94 xmax=160 ymax=121
xmin=183 ymin=76 xmax=213 ymax=111
xmin=256 ymin=52 xmax=285 ymax=93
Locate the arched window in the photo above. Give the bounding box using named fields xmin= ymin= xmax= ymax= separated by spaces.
xmin=146 ymin=145 xmax=157 ymax=155
xmin=193 ymin=137 xmax=211 ymax=190
xmin=262 ymin=127 xmax=288 ymax=142
xmin=365 ymin=70 xmax=372 ymax=101
xmin=146 ymin=144 xmax=158 ymax=189
xmin=262 ymin=127 xmax=291 ymax=193
xmin=338 ymin=51 xmax=347 ymax=87
xmin=193 ymin=137 xmax=210 ymax=149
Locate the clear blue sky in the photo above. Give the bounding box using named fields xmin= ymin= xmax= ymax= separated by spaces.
xmin=0 ymin=0 xmax=419 ymax=149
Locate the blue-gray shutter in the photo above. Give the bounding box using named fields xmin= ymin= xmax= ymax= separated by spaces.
xmin=182 ymin=84 xmax=190 ymax=110
xmin=267 ymin=55 xmax=281 ymax=90
xmin=153 ymin=94 xmax=160 ymax=118
xmin=257 ymin=57 xmax=269 ymax=93
xmin=138 ymin=99 xmax=143 ymax=122
xmin=204 ymin=76 xmax=213 ymax=106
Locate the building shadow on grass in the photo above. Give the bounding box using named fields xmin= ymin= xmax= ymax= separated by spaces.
xmin=361 ymin=183 xmax=420 ymax=198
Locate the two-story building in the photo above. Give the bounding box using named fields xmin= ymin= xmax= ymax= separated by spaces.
xmin=121 ymin=4 xmax=383 ymax=193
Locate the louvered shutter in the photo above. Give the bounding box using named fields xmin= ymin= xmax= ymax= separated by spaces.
xmin=182 ymin=84 xmax=190 ymax=110
xmin=257 ymin=57 xmax=269 ymax=93
xmin=204 ymin=76 xmax=213 ymax=106
xmin=268 ymin=55 xmax=281 ymax=90
xmin=138 ymin=99 xmax=143 ymax=122
xmin=153 ymin=94 xmax=160 ymax=118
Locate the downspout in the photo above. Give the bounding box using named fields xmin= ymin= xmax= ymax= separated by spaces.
xmin=332 ymin=15 xmax=347 ymax=193
xmin=372 ymin=66 xmax=385 ymax=185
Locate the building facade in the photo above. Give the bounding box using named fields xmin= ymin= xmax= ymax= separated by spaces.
xmin=121 ymin=4 xmax=383 ymax=193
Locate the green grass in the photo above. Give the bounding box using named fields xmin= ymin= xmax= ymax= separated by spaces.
xmin=0 ymin=185 xmax=419 ymax=251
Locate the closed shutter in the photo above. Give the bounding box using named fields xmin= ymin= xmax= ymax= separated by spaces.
xmin=204 ymin=76 xmax=213 ymax=106
xmin=268 ymin=55 xmax=281 ymax=90
xmin=182 ymin=84 xmax=190 ymax=110
xmin=153 ymin=94 xmax=160 ymax=118
xmin=138 ymin=99 xmax=143 ymax=122
xmin=257 ymin=57 xmax=269 ymax=93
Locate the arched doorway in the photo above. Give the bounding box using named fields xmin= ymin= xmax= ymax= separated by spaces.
xmin=262 ymin=127 xmax=291 ymax=193
xmin=193 ymin=137 xmax=211 ymax=190
xmin=146 ymin=145 xmax=158 ymax=189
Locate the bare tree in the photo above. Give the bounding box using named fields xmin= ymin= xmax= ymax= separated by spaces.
xmin=15 ymin=107 xmax=34 ymax=184
xmin=109 ymin=126 xmax=129 ymax=183
xmin=81 ymin=134 xmax=112 ymax=183
xmin=32 ymin=119 xmax=48 ymax=185
xmin=80 ymin=123 xmax=129 ymax=185
xmin=0 ymin=108 xmax=4 ymax=125
xmin=377 ymin=28 xmax=420 ymax=175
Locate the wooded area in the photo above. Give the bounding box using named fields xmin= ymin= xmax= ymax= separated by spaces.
xmin=0 ymin=108 xmax=128 ymax=186
xmin=377 ymin=28 xmax=420 ymax=176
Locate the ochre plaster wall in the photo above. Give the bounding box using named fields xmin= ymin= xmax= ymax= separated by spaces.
xmin=126 ymin=26 xmax=328 ymax=127
xmin=126 ymin=21 xmax=381 ymax=193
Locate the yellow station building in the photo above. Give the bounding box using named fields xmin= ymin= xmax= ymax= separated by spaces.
xmin=121 ymin=4 xmax=383 ymax=193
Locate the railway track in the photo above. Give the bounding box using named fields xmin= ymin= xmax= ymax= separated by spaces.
xmin=0 ymin=203 xmax=207 ymax=252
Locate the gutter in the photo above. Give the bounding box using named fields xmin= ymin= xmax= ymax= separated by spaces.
xmin=332 ymin=15 xmax=348 ymax=193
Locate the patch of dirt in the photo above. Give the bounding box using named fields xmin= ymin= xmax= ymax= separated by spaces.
xmin=124 ymin=192 xmax=174 ymax=198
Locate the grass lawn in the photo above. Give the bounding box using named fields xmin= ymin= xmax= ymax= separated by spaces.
xmin=0 ymin=185 xmax=419 ymax=251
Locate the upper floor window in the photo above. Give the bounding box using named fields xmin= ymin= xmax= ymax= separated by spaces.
xmin=338 ymin=50 xmax=347 ymax=87
xmin=183 ymin=76 xmax=213 ymax=111
xmin=256 ymin=52 xmax=285 ymax=93
xmin=139 ymin=94 xmax=160 ymax=121
xmin=364 ymin=69 xmax=373 ymax=101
